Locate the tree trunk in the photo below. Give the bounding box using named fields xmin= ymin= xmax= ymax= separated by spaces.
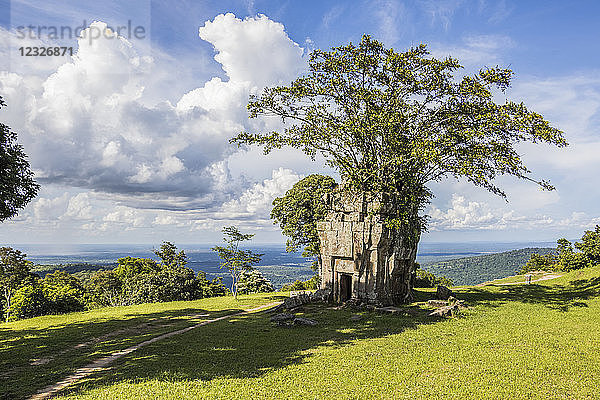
xmin=4 ymin=288 xmax=12 ymax=322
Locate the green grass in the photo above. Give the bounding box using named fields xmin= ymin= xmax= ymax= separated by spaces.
xmin=4 ymin=267 xmax=600 ymax=399
xmin=480 ymin=270 xmax=559 ymax=285
xmin=0 ymin=294 xmax=285 ymax=399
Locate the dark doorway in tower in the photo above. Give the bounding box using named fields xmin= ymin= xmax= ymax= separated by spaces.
xmin=340 ymin=273 xmax=352 ymax=302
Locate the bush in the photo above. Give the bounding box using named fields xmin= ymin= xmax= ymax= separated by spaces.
xmin=237 ymin=270 xmax=274 ymax=294
xmin=557 ymin=251 xmax=592 ymax=272
xmin=280 ymin=275 xmax=320 ymax=291
xmin=85 ymin=271 xmax=124 ymax=307
xmin=6 ymin=271 xmax=86 ymax=320
xmin=519 ymin=253 xmax=557 ymax=274
xmin=8 ymin=282 xmax=49 ymax=320
xmin=114 ymin=257 xmax=160 ymax=280
xmin=197 ymin=273 xmax=229 ymax=298
xmin=413 ymin=268 xmax=454 ymax=288
xmin=123 ymin=267 xmax=202 ymax=304
xmin=41 ymin=271 xmax=86 ymax=313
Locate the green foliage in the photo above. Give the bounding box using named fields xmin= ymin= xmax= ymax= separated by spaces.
xmin=197 ymin=273 xmax=229 ymax=298
xmin=0 ymin=96 xmax=40 ymax=221
xmin=519 ymin=229 xmax=600 ymax=274
xmin=519 ymin=253 xmax=557 ymax=274
xmin=86 ymin=243 xmax=228 ymax=307
xmin=413 ymin=267 xmax=454 ymax=288
xmin=280 ymin=274 xmax=320 ymax=291
xmin=31 ymin=263 xmax=114 ymax=277
xmin=0 ymin=247 xmax=36 ymax=321
xmin=554 ymin=237 xmax=592 ymax=272
xmin=153 ymin=241 xmax=188 ymax=269
xmin=212 ymin=226 xmax=263 ymax=298
xmin=557 ymin=251 xmax=592 ymax=272
xmin=8 ymin=282 xmax=49 ymax=321
xmin=85 ymin=271 xmax=124 ymax=308
xmin=2 ymin=244 xmax=229 ymax=321
xmin=40 ymin=270 xmax=86 ymax=313
xmin=575 ymin=225 xmax=600 ymax=264
xmin=114 ymin=257 xmax=160 ymax=280
xmin=425 ymin=248 xmax=556 ymax=285
xmin=271 ymin=174 xmax=337 ymax=268
xmin=123 ymin=268 xmax=199 ymax=304
xmin=7 ymin=271 xmax=86 ymax=320
xmin=232 ymin=35 xmax=566 ymax=234
xmin=237 ymin=270 xmax=274 ymax=295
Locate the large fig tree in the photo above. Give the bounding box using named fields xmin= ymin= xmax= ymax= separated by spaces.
xmin=232 ymin=35 xmax=566 ymax=301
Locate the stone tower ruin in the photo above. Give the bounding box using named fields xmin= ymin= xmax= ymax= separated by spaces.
xmin=316 ymin=191 xmax=419 ymax=305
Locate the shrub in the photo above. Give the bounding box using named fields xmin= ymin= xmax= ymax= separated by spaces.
xmin=85 ymin=271 xmax=124 ymax=308
xmin=114 ymin=257 xmax=160 ymax=280
xmin=197 ymin=273 xmax=229 ymax=298
xmin=557 ymin=251 xmax=592 ymax=272
xmin=237 ymin=270 xmax=274 ymax=294
xmin=280 ymin=275 xmax=320 ymax=291
xmin=123 ymin=267 xmax=201 ymax=304
xmin=8 ymin=282 xmax=49 ymax=320
xmin=519 ymin=253 xmax=557 ymax=274
xmin=413 ymin=268 xmax=454 ymax=288
xmin=41 ymin=271 xmax=86 ymax=313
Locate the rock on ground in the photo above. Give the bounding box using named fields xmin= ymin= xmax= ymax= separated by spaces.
xmin=436 ymin=285 xmax=455 ymax=300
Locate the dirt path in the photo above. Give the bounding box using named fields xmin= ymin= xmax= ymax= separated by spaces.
xmin=497 ymin=274 xmax=562 ymax=285
xmin=28 ymin=302 xmax=282 ymax=400
xmin=476 ymin=273 xmax=563 ymax=286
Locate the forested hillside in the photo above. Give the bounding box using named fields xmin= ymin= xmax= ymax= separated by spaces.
xmin=422 ymin=248 xmax=556 ymax=285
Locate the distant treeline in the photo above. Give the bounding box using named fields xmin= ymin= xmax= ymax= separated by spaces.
xmin=31 ymin=263 xmax=114 ymax=276
xmin=424 ymin=248 xmax=557 ymax=286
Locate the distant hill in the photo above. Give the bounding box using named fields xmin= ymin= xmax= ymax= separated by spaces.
xmin=421 ymin=247 xmax=556 ymax=285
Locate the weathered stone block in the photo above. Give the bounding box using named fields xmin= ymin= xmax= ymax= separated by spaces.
xmin=319 ymin=190 xmax=419 ymax=305
xmin=334 ymin=258 xmax=355 ymax=273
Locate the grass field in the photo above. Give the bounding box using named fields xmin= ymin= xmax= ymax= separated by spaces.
xmin=3 ymin=267 xmax=600 ymax=399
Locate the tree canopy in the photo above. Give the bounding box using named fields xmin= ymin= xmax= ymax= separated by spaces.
xmin=232 ymin=35 xmax=566 ymax=230
xmin=271 ymin=174 xmax=337 ymax=267
xmin=0 ymin=96 xmax=39 ymax=221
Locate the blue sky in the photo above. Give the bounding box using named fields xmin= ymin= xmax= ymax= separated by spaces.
xmin=0 ymin=0 xmax=599 ymax=245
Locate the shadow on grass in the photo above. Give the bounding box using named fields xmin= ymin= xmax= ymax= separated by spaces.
xmin=0 ymin=302 xmax=275 ymax=400
xmin=60 ymin=301 xmax=439 ymax=397
xmin=5 ymin=275 xmax=600 ymax=399
xmin=457 ymin=276 xmax=600 ymax=312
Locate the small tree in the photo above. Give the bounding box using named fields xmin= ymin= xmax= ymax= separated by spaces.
xmin=0 ymin=247 xmax=35 ymax=321
xmin=0 ymin=96 xmax=40 ymax=221
xmin=212 ymin=226 xmax=263 ymax=299
xmin=271 ymin=174 xmax=337 ymax=270
xmin=555 ymin=238 xmax=591 ymax=271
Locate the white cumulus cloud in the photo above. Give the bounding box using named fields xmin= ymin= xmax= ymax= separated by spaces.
xmin=0 ymin=16 xmax=305 ymax=212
